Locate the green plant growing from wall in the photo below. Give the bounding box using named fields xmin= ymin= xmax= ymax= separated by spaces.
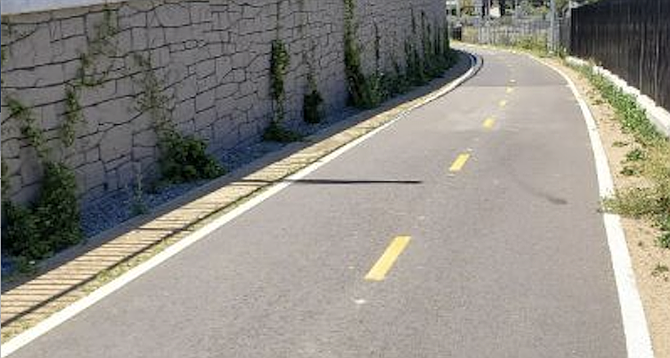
xmin=77 ymin=8 xmax=119 ymax=87
xmin=2 ymin=95 xmax=83 ymax=264
xmin=1 ymin=158 xmax=9 ymax=199
xmin=61 ymin=85 xmax=83 ymax=148
xmin=270 ymin=39 xmax=290 ymax=123
xmin=6 ymin=96 xmax=49 ymax=160
xmin=264 ymin=17 xmax=301 ymax=142
xmin=303 ymin=65 xmax=324 ymax=124
xmin=301 ymin=31 xmax=324 ymax=124
xmin=129 ymin=163 xmax=148 ymax=216
xmin=343 ymin=0 xmax=383 ymax=109
xmin=133 ymin=53 xmax=225 ymax=184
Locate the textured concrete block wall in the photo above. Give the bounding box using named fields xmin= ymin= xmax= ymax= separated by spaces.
xmin=1 ymin=0 xmax=446 ymax=205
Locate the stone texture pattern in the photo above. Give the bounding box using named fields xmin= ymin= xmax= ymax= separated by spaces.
xmin=0 ymin=53 xmax=471 ymax=343
xmin=1 ymin=0 xmax=446 ymax=204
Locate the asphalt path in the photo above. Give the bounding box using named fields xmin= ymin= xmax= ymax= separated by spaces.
xmin=8 ymin=47 xmax=627 ymax=358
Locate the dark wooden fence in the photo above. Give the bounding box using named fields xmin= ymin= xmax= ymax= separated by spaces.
xmin=570 ymin=0 xmax=670 ymax=110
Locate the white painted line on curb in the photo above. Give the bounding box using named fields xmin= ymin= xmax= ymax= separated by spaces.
xmin=536 ymin=56 xmax=655 ymax=358
xmin=0 ymin=54 xmax=480 ymax=357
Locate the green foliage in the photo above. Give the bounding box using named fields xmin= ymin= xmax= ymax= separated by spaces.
xmin=77 ymin=8 xmax=118 ymax=87
xmin=61 ymin=85 xmax=83 ymax=148
xmin=343 ymin=0 xmax=382 ymax=109
xmin=404 ymin=40 xmax=427 ymax=86
xmin=303 ymin=89 xmax=323 ymax=124
xmin=658 ymin=233 xmax=670 ymax=249
xmin=133 ymin=53 xmax=224 ymax=184
xmin=4 ymin=162 xmax=82 ymax=262
xmin=4 ymin=203 xmax=44 ymax=260
xmin=5 ymin=95 xmax=49 ymax=160
xmin=581 ymin=67 xmax=663 ymax=146
xmin=130 ymin=164 xmax=148 ymax=216
xmin=620 ymin=165 xmax=639 ymax=177
xmin=34 ymin=162 xmax=82 ymax=249
xmin=585 ymin=64 xmax=670 ymax=249
xmin=1 ymin=158 xmax=9 ymax=198
xmin=625 ymin=148 xmax=646 ymax=162
xmin=263 ymin=121 xmax=303 ymax=143
xmin=159 ymin=133 xmax=225 ymax=184
xmin=514 ymin=35 xmax=548 ymax=54
xmin=270 ymin=39 xmax=290 ymax=122
xmin=341 ymin=2 xmax=456 ymax=109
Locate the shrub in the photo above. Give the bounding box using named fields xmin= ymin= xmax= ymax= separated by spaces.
xmin=303 ymin=89 xmax=323 ymax=124
xmin=263 ymin=121 xmax=303 ymax=143
xmin=159 ymin=134 xmax=225 ymax=184
xmin=3 ymin=162 xmax=83 ymax=261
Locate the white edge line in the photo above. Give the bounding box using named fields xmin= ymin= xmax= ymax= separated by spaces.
xmin=0 ymin=54 xmax=479 ymax=357
xmin=528 ymin=55 xmax=655 ymax=358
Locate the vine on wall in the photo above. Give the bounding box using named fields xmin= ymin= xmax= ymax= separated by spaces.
xmin=1 ymin=6 xmax=225 ymax=266
xmin=264 ymin=1 xmax=302 ymax=142
xmin=133 ymin=53 xmax=225 ymax=183
xmin=303 ymin=71 xmax=324 ymax=124
xmin=0 ymin=10 xmax=124 ymax=265
xmin=298 ymin=0 xmax=324 ymax=124
xmin=343 ymin=0 xmax=384 ymax=109
xmin=343 ymin=1 xmax=456 ymax=109
xmin=270 ymin=39 xmax=290 ymax=123
xmin=2 ymin=96 xmax=82 ymax=264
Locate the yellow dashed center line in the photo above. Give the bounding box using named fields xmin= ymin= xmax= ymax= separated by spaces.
xmin=483 ymin=117 xmax=496 ymax=129
xmin=449 ymin=153 xmax=471 ymax=172
xmin=365 ymin=236 xmax=411 ymax=281
xmin=499 ymin=100 xmax=508 ymax=107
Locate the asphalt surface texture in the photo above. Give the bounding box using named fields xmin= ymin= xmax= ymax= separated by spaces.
xmin=8 ymin=48 xmax=627 ymax=357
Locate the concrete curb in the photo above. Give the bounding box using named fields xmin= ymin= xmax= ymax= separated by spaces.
xmin=565 ymin=56 xmax=670 ymax=138
xmin=0 ymin=52 xmax=480 ymax=356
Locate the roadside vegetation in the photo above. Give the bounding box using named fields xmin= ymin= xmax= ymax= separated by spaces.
xmin=1 ymin=0 xmax=459 ymax=276
xmin=572 ymin=65 xmax=670 ymax=250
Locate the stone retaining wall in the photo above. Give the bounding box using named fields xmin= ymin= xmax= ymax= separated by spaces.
xmin=1 ymin=0 xmax=446 ymax=205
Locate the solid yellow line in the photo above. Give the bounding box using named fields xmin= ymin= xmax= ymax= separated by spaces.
xmin=499 ymin=100 xmax=508 ymax=107
xmin=483 ymin=117 xmax=496 ymax=129
xmin=449 ymin=153 xmax=471 ymax=172
xmin=365 ymin=236 xmax=411 ymax=281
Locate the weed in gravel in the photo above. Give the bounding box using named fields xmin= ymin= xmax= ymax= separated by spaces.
xmin=651 ymin=263 xmax=669 ymax=278
xmin=658 ymin=233 xmax=670 ymax=249
xmin=620 ymin=166 xmax=640 ymax=177
xmin=263 ymin=121 xmax=303 ymax=143
xmin=580 ymin=63 xmax=670 ymax=247
xmin=625 ymin=148 xmax=646 ymax=162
